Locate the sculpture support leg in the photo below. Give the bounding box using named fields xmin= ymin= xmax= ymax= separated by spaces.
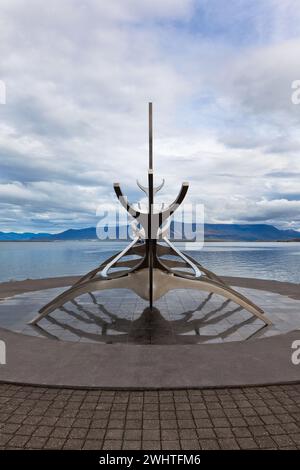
xmin=101 ymin=237 xmax=139 ymax=277
xmin=162 ymin=237 xmax=202 ymax=277
xmin=29 ymin=276 xmax=132 ymax=325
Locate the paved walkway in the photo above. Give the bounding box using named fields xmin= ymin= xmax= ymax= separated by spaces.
xmin=0 ymin=382 xmax=300 ymax=450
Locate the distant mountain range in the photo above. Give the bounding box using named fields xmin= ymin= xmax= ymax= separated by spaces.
xmin=1 ymin=223 xmax=300 ymax=242
xmin=204 ymin=224 xmax=300 ymax=241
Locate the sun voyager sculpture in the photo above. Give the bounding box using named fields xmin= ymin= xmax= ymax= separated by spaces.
xmin=30 ymin=103 xmax=271 ymax=329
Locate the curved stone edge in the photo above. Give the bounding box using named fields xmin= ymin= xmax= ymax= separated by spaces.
xmin=0 ymin=326 xmax=299 ymax=389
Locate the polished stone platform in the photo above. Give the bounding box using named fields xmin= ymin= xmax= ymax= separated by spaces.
xmin=0 ymin=285 xmax=300 ymax=344
xmin=0 ymin=276 xmax=299 ymax=388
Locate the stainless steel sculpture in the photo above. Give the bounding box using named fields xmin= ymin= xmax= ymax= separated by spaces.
xmin=29 ymin=103 xmax=271 ymax=327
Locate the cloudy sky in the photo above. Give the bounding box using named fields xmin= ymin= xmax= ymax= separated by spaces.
xmin=1 ymin=0 xmax=300 ymax=233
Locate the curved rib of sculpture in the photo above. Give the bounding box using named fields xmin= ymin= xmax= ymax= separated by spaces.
xmin=29 ymin=103 xmax=271 ymax=327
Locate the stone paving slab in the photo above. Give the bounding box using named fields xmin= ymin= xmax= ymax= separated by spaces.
xmin=0 ymin=382 xmax=300 ymax=450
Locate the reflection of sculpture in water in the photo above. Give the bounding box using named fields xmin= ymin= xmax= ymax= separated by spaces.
xmin=30 ymin=292 xmax=266 ymax=344
xmin=29 ymin=103 xmax=271 ymax=329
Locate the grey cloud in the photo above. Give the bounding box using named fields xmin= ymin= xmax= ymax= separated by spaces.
xmin=265 ymin=171 xmax=300 ymax=178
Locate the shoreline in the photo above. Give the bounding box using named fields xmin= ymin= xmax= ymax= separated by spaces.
xmin=0 ymin=274 xmax=300 ymax=302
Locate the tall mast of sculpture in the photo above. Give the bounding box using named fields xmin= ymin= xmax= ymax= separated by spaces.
xmin=149 ymin=102 xmax=153 ymax=170
xmin=148 ymin=102 xmax=154 ymax=308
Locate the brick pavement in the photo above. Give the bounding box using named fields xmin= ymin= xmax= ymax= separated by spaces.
xmin=0 ymin=383 xmax=300 ymax=450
